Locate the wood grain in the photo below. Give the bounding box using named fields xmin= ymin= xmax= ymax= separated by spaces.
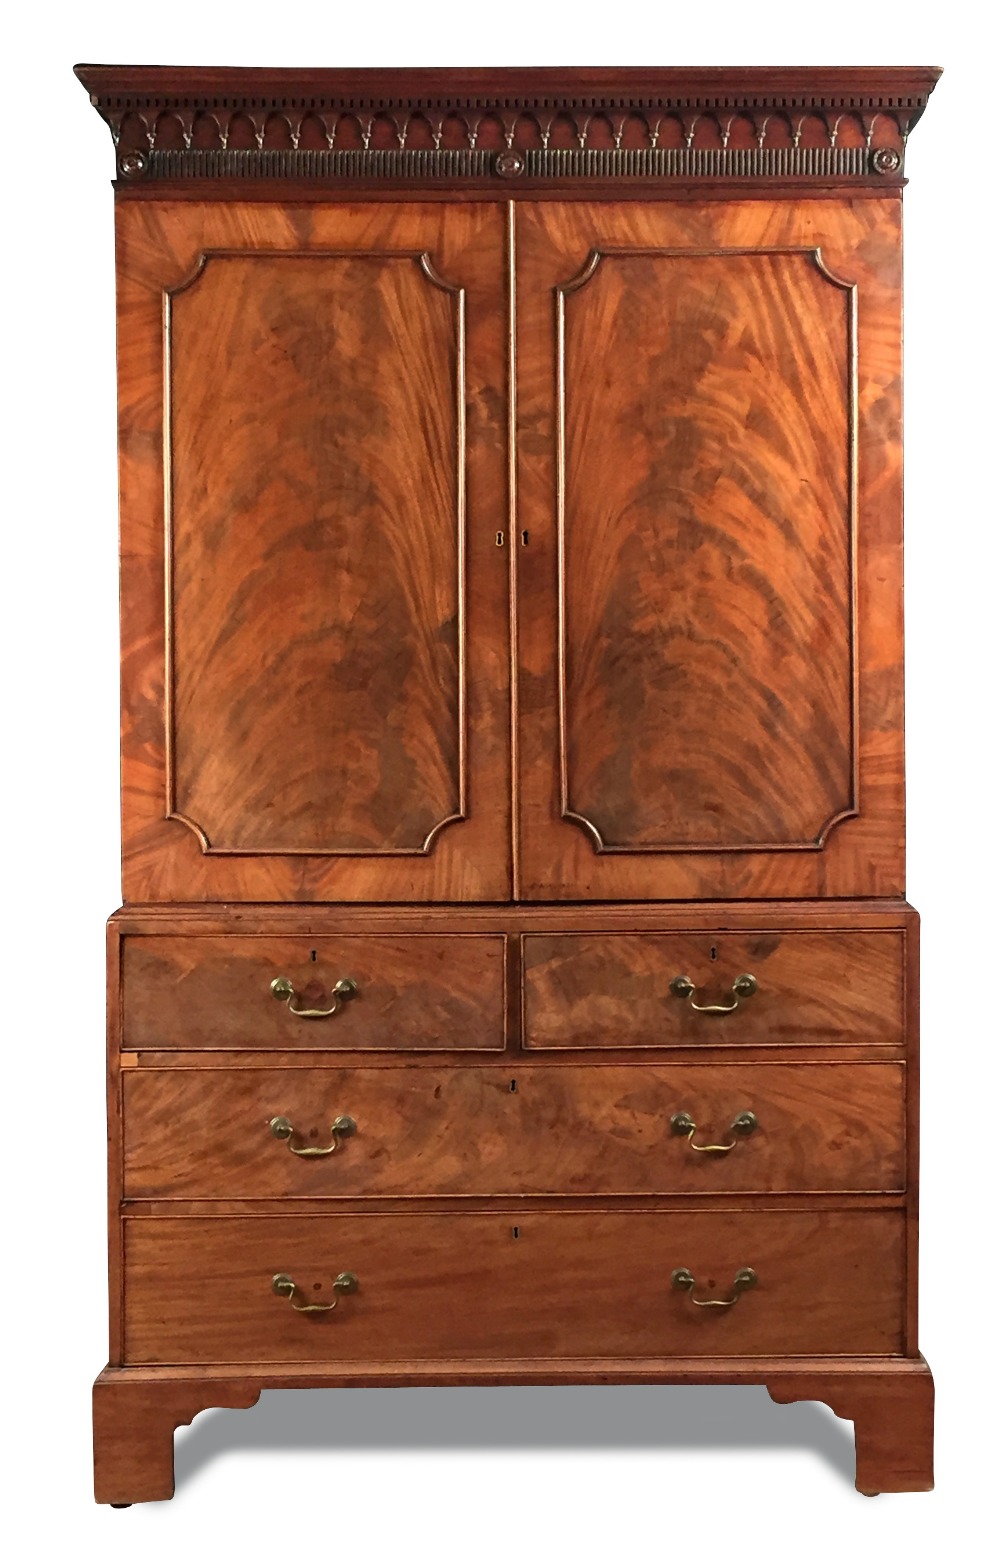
xmin=122 ymin=1061 xmax=905 ymax=1199
xmin=516 ymin=198 xmax=904 ymax=900
xmin=123 ymin=1209 xmax=905 ymax=1363
xmin=117 ymin=199 xmax=510 ymax=902
xmin=122 ymin=933 xmax=506 ymax=1050
xmin=558 ymin=247 xmax=855 ymax=851
xmin=168 ymin=250 xmax=464 ymax=855
xmin=522 ymin=930 xmax=904 ymax=1047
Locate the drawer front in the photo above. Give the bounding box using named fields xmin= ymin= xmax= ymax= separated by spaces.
xmin=123 ymin=1209 xmax=905 ymax=1362
xmin=523 ymin=931 xmax=904 ymax=1048
xmin=123 ymin=1062 xmax=905 ymax=1199
xmin=122 ymin=935 xmax=506 ymax=1050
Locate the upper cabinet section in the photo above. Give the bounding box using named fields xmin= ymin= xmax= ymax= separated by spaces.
xmin=117 ymin=201 xmax=511 ymax=903
xmin=84 ymin=69 xmax=938 ymax=903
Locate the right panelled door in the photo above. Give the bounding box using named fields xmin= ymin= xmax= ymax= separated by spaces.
xmin=515 ymin=200 xmax=904 ymax=901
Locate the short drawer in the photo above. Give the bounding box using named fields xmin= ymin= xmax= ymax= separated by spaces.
xmin=123 ymin=1209 xmax=905 ymax=1362
xmin=122 ymin=935 xmax=506 ymax=1050
xmin=522 ymin=931 xmax=904 ymax=1048
xmin=122 ymin=1062 xmax=905 ymax=1199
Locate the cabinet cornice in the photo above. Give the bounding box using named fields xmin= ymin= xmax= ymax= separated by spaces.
xmin=75 ymin=65 xmax=941 ymax=191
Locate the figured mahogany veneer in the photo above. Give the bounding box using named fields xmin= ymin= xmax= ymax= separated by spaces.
xmin=557 ymin=244 xmax=856 ymax=853
xmin=122 ymin=1209 xmax=905 ymax=1364
xmin=122 ymin=1061 xmax=905 ymax=1199
xmin=516 ymin=197 xmax=903 ymax=901
xmin=522 ymin=931 xmax=904 ymax=1048
xmin=122 ymin=934 xmax=506 ymax=1050
xmin=82 ymin=66 xmax=938 ymax=1503
xmin=167 ymin=249 xmax=466 ymax=857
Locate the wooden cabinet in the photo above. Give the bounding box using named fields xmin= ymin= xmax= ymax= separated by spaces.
xmin=80 ymin=65 xmax=938 ymax=1504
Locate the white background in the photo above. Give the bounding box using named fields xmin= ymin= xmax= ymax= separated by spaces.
xmin=3 ymin=5 xmax=996 ymax=1550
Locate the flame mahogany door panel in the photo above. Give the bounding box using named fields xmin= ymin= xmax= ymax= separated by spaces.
xmin=117 ymin=201 xmax=510 ymax=902
xmin=515 ymin=200 xmax=903 ymax=901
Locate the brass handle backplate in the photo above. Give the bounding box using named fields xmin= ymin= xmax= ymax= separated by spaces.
xmin=270 ymin=1115 xmax=357 ymax=1156
xmin=272 ymin=1272 xmax=358 ymax=1313
xmin=671 ymin=1267 xmax=758 ymax=1307
xmin=270 ymin=976 xmax=358 ymax=1019
xmin=670 ymin=973 xmax=757 ymax=1015
xmin=670 ymin=1110 xmax=758 ymax=1153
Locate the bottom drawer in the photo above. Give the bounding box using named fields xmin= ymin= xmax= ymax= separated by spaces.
xmin=124 ymin=1210 xmax=904 ymax=1362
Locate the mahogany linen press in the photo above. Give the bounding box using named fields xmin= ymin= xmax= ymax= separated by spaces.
xmin=76 ymin=64 xmax=938 ymax=1502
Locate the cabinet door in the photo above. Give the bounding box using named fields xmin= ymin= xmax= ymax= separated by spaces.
xmin=515 ymin=201 xmax=903 ymax=900
xmin=118 ymin=202 xmax=510 ymax=902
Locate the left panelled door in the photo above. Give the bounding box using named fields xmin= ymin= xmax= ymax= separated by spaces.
xmin=117 ymin=202 xmax=510 ymax=902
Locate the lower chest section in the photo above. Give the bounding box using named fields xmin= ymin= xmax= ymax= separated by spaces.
xmin=110 ymin=902 xmax=917 ymax=1366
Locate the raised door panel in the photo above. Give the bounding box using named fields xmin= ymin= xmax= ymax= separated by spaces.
xmin=515 ymin=201 xmax=903 ymax=900
xmin=118 ymin=202 xmax=509 ymax=901
xmin=169 ymin=251 xmax=464 ymax=856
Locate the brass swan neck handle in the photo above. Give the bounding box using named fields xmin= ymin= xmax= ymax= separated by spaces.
xmin=670 ymin=973 xmax=757 ymax=1015
xmin=270 ymin=1115 xmax=357 ymax=1156
xmin=272 ymin=1272 xmax=358 ymax=1313
xmin=270 ymin=976 xmax=358 ymax=1018
xmin=670 ymin=1110 xmax=758 ymax=1153
xmin=671 ymin=1267 xmax=758 ymax=1307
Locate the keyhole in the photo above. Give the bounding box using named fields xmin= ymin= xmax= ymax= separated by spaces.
xmin=512 ymin=1226 xmax=520 ymax=1240
xmin=313 ymin=1283 xmax=322 ymax=1292
xmin=310 ymin=949 xmax=317 ymax=962
xmin=496 ymin=531 xmax=505 ymax=546
xmin=707 ymin=1278 xmax=717 ymax=1289
xmin=710 ymin=945 xmax=718 ymax=961
xmin=509 ymin=1079 xmax=518 ymax=1093
xmin=521 ymin=530 xmax=529 ymax=545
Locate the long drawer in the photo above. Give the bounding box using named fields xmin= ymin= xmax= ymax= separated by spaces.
xmin=522 ymin=931 xmax=905 ymax=1048
xmin=123 ymin=1209 xmax=905 ymax=1362
xmin=122 ymin=935 xmax=506 ymax=1050
xmin=122 ymin=1062 xmax=905 ymax=1198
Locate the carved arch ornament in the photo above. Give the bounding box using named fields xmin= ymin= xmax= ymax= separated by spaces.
xmin=556 ymin=245 xmax=859 ymax=855
xmin=163 ymin=248 xmax=467 ymax=857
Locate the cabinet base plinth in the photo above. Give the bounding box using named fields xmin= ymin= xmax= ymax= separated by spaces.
xmin=93 ymin=1356 xmax=933 ymax=1502
xmin=93 ymin=1370 xmax=261 ymax=1505
xmin=768 ymin=1357 xmax=934 ymax=1494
